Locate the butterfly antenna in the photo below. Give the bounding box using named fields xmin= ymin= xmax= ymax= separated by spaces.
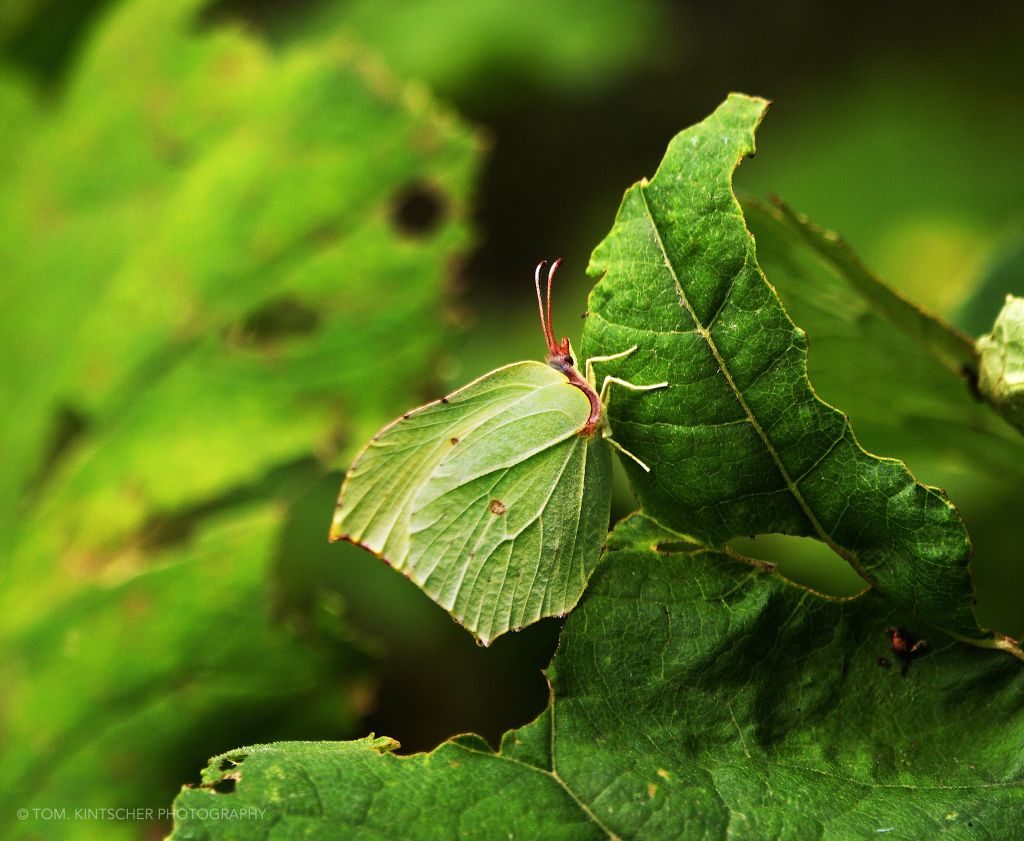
xmin=546 ymin=258 xmax=563 ymax=352
xmin=534 ymin=260 xmax=555 ymax=352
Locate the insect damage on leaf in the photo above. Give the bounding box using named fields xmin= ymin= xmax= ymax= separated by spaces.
xmin=330 ymin=260 xmax=665 ymax=644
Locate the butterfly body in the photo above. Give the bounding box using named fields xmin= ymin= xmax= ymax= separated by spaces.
xmin=330 ymin=260 xmax=665 ymax=644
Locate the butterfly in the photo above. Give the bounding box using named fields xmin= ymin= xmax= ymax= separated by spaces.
xmin=330 ymin=259 xmax=667 ymax=645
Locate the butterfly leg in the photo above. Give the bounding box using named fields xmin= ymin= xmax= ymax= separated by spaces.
xmin=585 ymin=345 xmax=638 ymax=386
xmin=599 ymin=375 xmax=669 ymax=406
xmin=603 ymin=434 xmax=653 ymax=472
xmin=598 ymin=375 xmax=669 ymax=473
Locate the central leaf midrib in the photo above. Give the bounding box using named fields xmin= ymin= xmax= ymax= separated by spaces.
xmin=636 ymin=185 xmax=858 ymax=569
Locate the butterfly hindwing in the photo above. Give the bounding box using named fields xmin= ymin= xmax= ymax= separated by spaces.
xmin=331 ymin=361 xmax=611 ymax=644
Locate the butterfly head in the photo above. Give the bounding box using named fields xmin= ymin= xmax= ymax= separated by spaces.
xmin=534 ymin=258 xmax=577 ymax=374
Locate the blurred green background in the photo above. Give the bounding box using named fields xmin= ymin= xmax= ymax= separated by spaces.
xmin=2 ymin=1 xmax=1022 ymax=838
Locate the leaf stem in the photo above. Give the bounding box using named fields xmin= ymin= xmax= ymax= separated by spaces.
xmin=947 ymin=630 xmax=1024 ymax=661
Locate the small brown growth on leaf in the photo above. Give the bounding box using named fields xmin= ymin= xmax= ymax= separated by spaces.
xmin=450 ymin=437 xmax=459 ymax=445
xmin=489 ymin=499 xmax=507 ymax=515
xmin=887 ymin=626 xmax=928 ymax=675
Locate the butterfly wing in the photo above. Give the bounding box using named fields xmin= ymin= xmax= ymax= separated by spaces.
xmin=331 ymin=361 xmax=611 ymax=644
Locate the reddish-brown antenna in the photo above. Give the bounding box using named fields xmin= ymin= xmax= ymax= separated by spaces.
xmin=534 ymin=258 xmax=570 ymax=359
xmin=534 ymin=260 xmax=555 ymax=353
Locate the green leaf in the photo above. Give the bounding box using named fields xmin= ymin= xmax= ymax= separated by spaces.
xmin=764 ymin=200 xmax=978 ymax=377
xmin=2 ymin=505 xmax=368 ymax=840
xmin=170 ymin=515 xmax=1024 ymax=840
xmin=743 ymin=199 xmax=1024 ymax=483
xmin=0 ymin=0 xmax=480 ymax=835
xmin=743 ymin=199 xmax=1024 ymax=635
xmin=331 ymin=360 xmax=611 ymax=645
xmin=172 ymin=736 xmax=601 ymax=841
xmin=581 ymin=93 xmax=978 ymax=639
xmin=278 ymin=0 xmax=665 ymax=100
xmin=955 ymin=235 xmax=1024 ymax=337
xmin=978 ymin=295 xmax=1024 ymax=434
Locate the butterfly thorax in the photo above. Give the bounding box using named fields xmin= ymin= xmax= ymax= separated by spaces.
xmin=546 ymin=340 xmax=602 ymax=437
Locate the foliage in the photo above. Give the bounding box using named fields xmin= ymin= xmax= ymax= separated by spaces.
xmin=174 ymin=513 xmax=1024 ymax=839
xmin=3 ymin=2 xmax=1023 ymax=839
xmin=0 ymin=0 xmax=479 ymax=837
xmin=170 ymin=95 xmax=1023 ymax=839
xmin=581 ymin=95 xmax=976 ymax=639
xmin=279 ymin=0 xmax=666 ymax=102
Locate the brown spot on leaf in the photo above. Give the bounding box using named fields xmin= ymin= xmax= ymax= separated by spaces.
xmin=489 ymin=499 xmax=507 ymax=515
xmin=450 ymin=437 xmax=459 ymax=445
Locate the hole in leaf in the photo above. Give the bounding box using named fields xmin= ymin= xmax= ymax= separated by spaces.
xmin=390 ymin=182 xmax=448 ymax=237
xmin=217 ymin=753 xmax=247 ymax=772
xmin=238 ymin=295 xmax=320 ymax=346
xmin=211 ymin=777 xmax=237 ymax=794
xmin=728 ymin=533 xmax=867 ymax=597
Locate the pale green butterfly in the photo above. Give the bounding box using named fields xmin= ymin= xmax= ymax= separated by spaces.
xmin=330 ymin=260 xmax=667 ymax=645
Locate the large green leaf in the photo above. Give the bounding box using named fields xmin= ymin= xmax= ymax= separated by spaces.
xmin=0 ymin=0 xmax=480 ymax=836
xmin=580 ymin=93 xmax=978 ymax=640
xmin=170 ymin=514 xmax=1024 ymax=839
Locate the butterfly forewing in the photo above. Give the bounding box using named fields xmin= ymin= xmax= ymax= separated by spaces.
xmin=331 ymin=360 xmax=611 ymax=644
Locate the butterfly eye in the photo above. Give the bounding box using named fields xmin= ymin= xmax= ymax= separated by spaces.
xmin=564 ymin=355 xmax=574 ymax=367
